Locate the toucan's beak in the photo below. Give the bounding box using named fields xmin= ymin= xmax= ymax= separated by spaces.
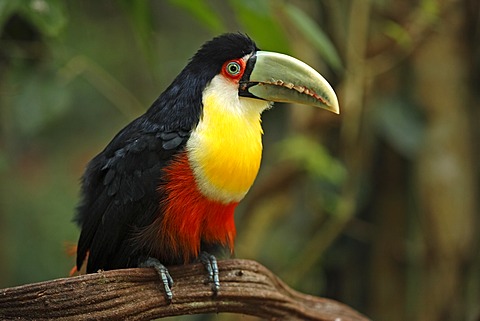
xmin=239 ymin=51 xmax=339 ymax=114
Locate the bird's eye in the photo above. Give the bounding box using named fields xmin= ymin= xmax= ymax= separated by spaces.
xmin=226 ymin=61 xmax=241 ymax=76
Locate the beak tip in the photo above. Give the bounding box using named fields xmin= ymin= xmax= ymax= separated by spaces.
xmin=331 ymin=101 xmax=340 ymax=114
xmin=323 ymin=92 xmax=340 ymax=114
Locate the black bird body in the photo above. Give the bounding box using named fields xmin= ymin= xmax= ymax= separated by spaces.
xmin=75 ymin=34 xmax=259 ymax=272
xmin=73 ymin=33 xmax=339 ymax=292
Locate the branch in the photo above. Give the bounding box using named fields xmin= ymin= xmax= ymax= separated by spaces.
xmin=0 ymin=259 xmax=369 ymax=321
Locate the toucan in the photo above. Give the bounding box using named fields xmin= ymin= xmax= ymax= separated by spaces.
xmin=74 ymin=33 xmax=339 ymax=300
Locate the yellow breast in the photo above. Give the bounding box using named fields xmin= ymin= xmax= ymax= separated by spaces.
xmin=187 ymin=76 xmax=270 ymax=204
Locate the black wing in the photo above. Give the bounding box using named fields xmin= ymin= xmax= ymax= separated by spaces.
xmin=75 ymin=115 xmax=190 ymax=272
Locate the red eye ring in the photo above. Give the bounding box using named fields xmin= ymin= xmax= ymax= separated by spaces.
xmin=222 ymin=59 xmax=246 ymax=81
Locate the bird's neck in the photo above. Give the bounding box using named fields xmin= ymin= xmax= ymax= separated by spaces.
xmin=187 ymin=75 xmax=270 ymax=204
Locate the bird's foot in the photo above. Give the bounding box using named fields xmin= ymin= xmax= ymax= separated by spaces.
xmin=199 ymin=251 xmax=220 ymax=295
xmin=140 ymin=257 xmax=174 ymax=301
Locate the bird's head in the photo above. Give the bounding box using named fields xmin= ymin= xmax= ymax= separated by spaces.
xmin=150 ymin=33 xmax=338 ymax=131
xmin=187 ymin=33 xmax=339 ymax=115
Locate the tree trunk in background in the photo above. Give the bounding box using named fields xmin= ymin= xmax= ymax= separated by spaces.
xmin=413 ymin=4 xmax=477 ymax=321
xmin=369 ymin=144 xmax=408 ymax=321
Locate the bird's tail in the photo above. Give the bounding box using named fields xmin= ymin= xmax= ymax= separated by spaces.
xmin=64 ymin=242 xmax=88 ymax=276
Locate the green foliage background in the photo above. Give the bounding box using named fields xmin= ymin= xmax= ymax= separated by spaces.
xmin=1 ymin=1 xmax=479 ymax=320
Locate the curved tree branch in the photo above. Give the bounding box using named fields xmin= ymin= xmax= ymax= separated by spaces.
xmin=0 ymin=259 xmax=369 ymax=321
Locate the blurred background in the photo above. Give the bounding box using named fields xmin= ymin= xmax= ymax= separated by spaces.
xmin=0 ymin=0 xmax=479 ymax=320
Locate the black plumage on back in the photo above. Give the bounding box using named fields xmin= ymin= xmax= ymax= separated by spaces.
xmin=75 ymin=117 xmax=184 ymax=271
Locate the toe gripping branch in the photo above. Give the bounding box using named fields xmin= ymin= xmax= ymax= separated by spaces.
xmin=141 ymin=253 xmax=220 ymax=301
xmin=140 ymin=257 xmax=174 ymax=301
xmin=199 ymin=251 xmax=220 ymax=295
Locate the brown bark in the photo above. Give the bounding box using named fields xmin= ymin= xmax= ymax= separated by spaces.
xmin=0 ymin=259 xmax=369 ymax=321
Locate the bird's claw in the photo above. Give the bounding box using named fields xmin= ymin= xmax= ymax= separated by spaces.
xmin=141 ymin=253 xmax=219 ymax=299
xmin=140 ymin=257 xmax=174 ymax=301
xmin=199 ymin=251 xmax=220 ymax=295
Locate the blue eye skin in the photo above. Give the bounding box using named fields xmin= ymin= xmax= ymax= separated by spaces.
xmin=226 ymin=62 xmax=241 ymax=75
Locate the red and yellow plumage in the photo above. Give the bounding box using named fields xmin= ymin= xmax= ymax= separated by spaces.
xmin=138 ymin=72 xmax=270 ymax=264
xmin=159 ymin=153 xmax=238 ymax=263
